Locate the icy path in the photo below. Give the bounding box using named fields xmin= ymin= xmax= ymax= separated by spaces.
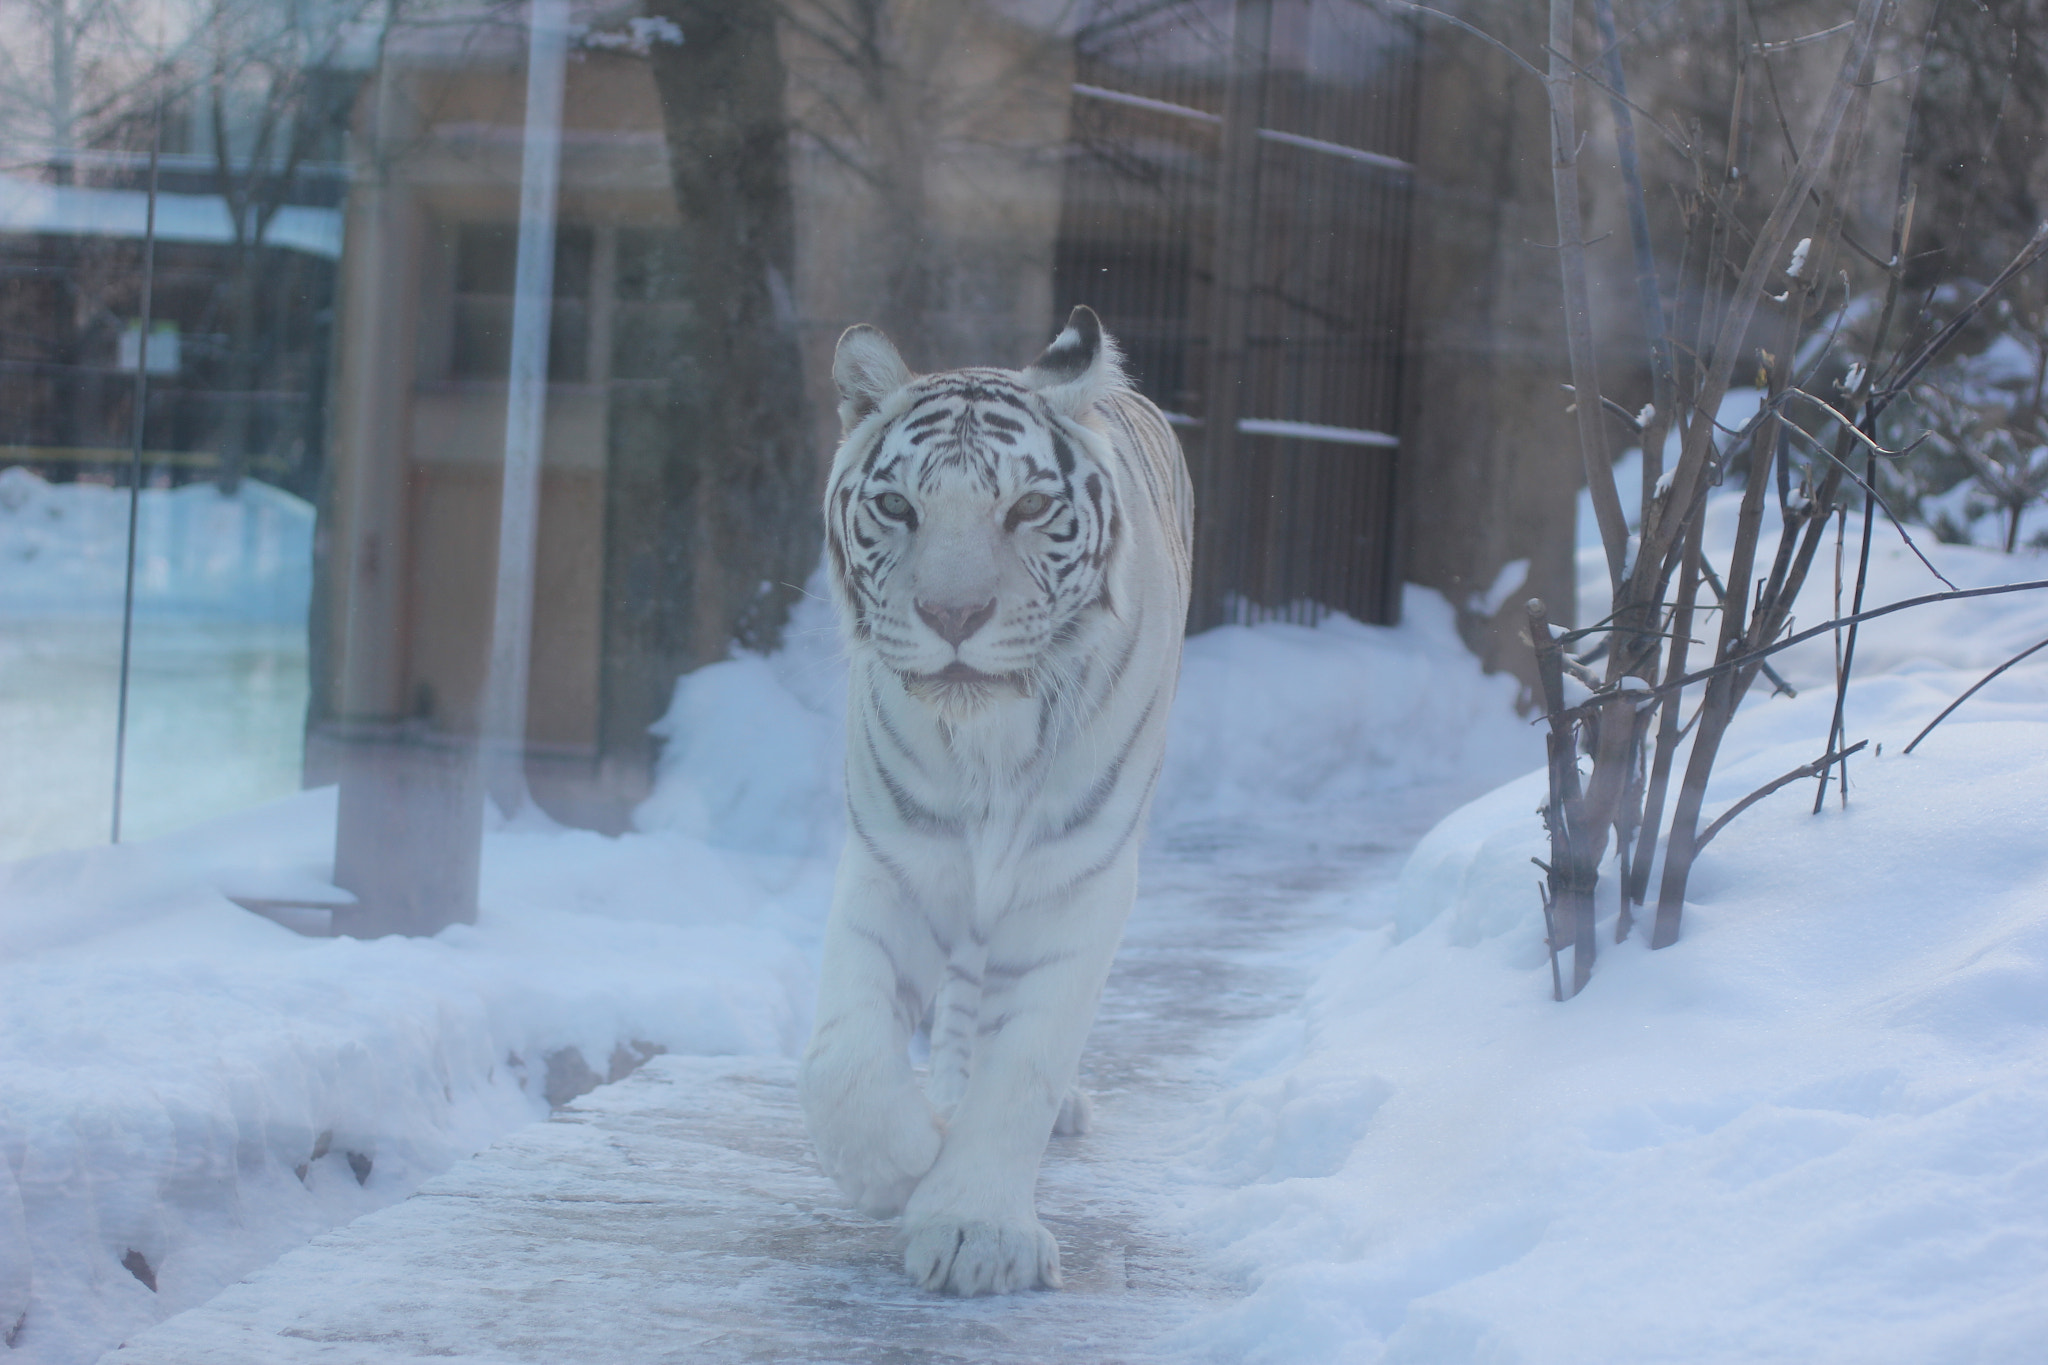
xmin=97 ymin=808 xmax=1427 ymax=1365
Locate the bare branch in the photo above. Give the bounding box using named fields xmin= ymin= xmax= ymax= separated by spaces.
xmin=1755 ymin=19 xmax=1854 ymax=54
xmin=1875 ymin=221 xmax=2048 ymax=414
xmin=1694 ymin=740 xmax=1868 ymax=852
xmin=1383 ymin=2 xmax=1545 ymax=83
xmin=1904 ymin=635 xmax=2048 ymax=755
xmin=1695 ymin=555 xmax=1797 ymax=696
xmin=1548 ymin=0 xmax=1625 ymax=594
xmin=1640 ymin=0 xmax=1886 ymax=592
xmin=1536 ymin=40 xmax=1694 ymax=158
xmin=1652 ymin=579 xmax=2048 ymax=701
xmin=1594 ymin=0 xmax=1676 ymax=531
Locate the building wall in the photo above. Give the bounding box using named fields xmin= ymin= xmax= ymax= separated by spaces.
xmin=1398 ymin=1 xmax=1584 ymax=698
xmin=316 ymin=44 xmax=679 ymax=828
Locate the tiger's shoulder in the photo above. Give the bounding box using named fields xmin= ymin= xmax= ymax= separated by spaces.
xmin=1082 ymin=387 xmax=1193 ymax=597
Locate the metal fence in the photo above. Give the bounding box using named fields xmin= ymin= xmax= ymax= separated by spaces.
xmin=1053 ymin=0 xmax=1420 ymax=628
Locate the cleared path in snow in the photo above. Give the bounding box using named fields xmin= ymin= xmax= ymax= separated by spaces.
xmin=98 ymin=810 xmax=1429 ymax=1365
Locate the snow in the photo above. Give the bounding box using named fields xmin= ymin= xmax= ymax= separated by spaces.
xmin=0 ymin=470 xmax=314 ymax=860
xmin=0 ymin=785 xmax=816 ymax=1362
xmin=0 ymin=539 xmax=1534 ymax=1361
xmin=1963 ymin=331 xmax=2039 ymax=391
xmin=6 ymin=451 xmax=2048 ymax=1361
xmin=0 ymin=469 xmax=311 ymax=625
xmin=1170 ymin=483 xmax=2048 ymax=1363
xmin=0 ymin=174 xmax=343 ymax=259
xmin=1469 ymin=559 xmax=1529 ymax=619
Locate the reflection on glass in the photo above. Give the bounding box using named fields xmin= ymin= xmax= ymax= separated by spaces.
xmin=0 ymin=0 xmax=357 ymax=859
xmin=0 ymin=0 xmax=1421 ymax=884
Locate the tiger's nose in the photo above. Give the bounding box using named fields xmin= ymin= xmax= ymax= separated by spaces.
xmin=916 ymin=598 xmax=997 ymax=647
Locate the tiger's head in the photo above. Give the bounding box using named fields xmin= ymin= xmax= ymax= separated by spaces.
xmin=824 ymin=306 xmax=1128 ymax=711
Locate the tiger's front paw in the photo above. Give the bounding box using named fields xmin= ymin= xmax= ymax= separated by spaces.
xmin=902 ymin=1212 xmax=1061 ymax=1296
xmin=808 ymin=1093 xmax=944 ymax=1218
xmin=799 ymin=1066 xmax=944 ymax=1218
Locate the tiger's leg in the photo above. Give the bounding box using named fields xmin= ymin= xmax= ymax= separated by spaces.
xmin=1053 ymin=1085 xmax=1093 ymax=1136
xmin=928 ymin=941 xmax=1091 ymax=1132
xmin=924 ymin=940 xmax=987 ymax=1119
xmin=799 ymin=850 xmax=946 ymax=1217
xmin=899 ymin=858 xmax=1136 ymax=1295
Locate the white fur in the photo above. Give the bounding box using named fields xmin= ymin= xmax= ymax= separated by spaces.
xmin=801 ymin=309 xmax=1191 ymax=1295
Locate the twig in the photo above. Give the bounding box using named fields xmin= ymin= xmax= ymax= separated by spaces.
xmin=1817 ymin=446 xmax=1880 ymax=812
xmin=1903 ymin=635 xmax=2048 ymax=754
xmin=1627 ymin=517 xmax=1705 ymax=915
xmin=1774 ymin=416 xmax=1957 ymax=590
xmin=1535 ymin=40 xmax=1694 ymax=157
xmin=1384 ymin=2 xmax=1545 ymax=82
xmin=1790 ymin=269 xmax=1854 ymax=399
xmin=1778 ymin=388 xmax=1919 ymax=458
xmin=1529 ymin=598 xmax=1595 ymax=996
xmin=1594 ymin=0 xmax=1677 ymax=537
xmin=1651 ymin=578 xmax=2048 ymax=700
xmin=1802 ymin=172 xmax=1921 ymax=810
xmin=1873 ymin=221 xmax=2048 ymax=415
xmin=1696 ymin=556 xmax=1798 ymax=696
xmin=1755 ymin=18 xmax=1855 ymax=53
xmin=1601 ymin=394 xmax=1646 ymax=432
xmin=1638 ymin=0 xmax=1885 ymax=600
xmin=1694 ymin=740 xmax=1868 ymax=852
xmin=1536 ymin=878 xmax=1565 ymax=1002
xmin=1547 ymin=0 xmax=1625 ymax=594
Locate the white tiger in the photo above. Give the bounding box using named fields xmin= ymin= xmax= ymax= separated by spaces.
xmin=799 ymin=306 xmax=1193 ymax=1296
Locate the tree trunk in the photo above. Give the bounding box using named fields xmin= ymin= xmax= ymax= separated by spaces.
xmin=1399 ymin=0 xmax=1581 ymax=692
xmin=218 ymin=247 xmax=260 ymax=494
xmin=605 ymin=1 xmax=819 ymax=772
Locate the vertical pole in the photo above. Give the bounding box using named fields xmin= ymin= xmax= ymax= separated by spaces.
xmin=112 ymin=95 xmax=162 ymax=843
xmin=479 ymin=0 xmax=569 ymax=817
xmin=1194 ymin=0 xmax=1271 ymax=628
xmin=326 ymin=2 xmax=486 ymax=938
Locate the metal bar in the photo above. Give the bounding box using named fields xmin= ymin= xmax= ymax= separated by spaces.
xmin=112 ymin=95 xmax=162 ymax=845
xmin=1255 ymin=125 xmax=1413 ymax=174
xmin=1236 ymin=419 xmax=1398 ymax=447
xmin=1072 ymin=81 xmax=1415 ymax=174
xmin=1160 ymin=412 xmax=1401 ymax=447
xmin=1195 ymin=0 xmax=1272 ymax=628
xmin=1071 ymin=82 xmax=1221 ymax=126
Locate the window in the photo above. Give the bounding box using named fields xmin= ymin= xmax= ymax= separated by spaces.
xmin=447 ymin=222 xmax=593 ymax=383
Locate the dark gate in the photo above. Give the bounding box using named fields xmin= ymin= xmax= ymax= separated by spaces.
xmin=1053 ymin=0 xmax=1420 ymax=628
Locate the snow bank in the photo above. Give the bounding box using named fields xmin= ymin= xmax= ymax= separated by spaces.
xmin=0 ymin=468 xmax=312 ymax=624
xmin=1183 ymin=509 xmax=2048 ymax=1361
xmin=626 ymin=577 xmax=1542 ymax=863
xmin=1159 ymin=589 xmax=1537 ymax=830
xmin=0 ymin=786 xmax=815 ymax=1363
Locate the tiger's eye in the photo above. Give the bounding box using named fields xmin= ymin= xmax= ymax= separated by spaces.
xmin=878 ymin=491 xmax=913 ymax=519
xmin=1013 ymin=491 xmax=1052 ymax=520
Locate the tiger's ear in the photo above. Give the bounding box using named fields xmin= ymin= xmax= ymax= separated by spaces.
xmin=1021 ymin=306 xmax=1126 ymax=418
xmin=833 ymin=324 xmax=914 ymax=435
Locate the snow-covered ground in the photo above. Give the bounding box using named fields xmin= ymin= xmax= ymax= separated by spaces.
xmin=5 ymin=448 xmax=2047 ymax=1361
xmin=1162 ymin=435 xmax=2048 ymax=1362
xmin=1 ymin=554 xmax=1540 ymax=1362
xmin=0 ymin=469 xmax=312 ymax=860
